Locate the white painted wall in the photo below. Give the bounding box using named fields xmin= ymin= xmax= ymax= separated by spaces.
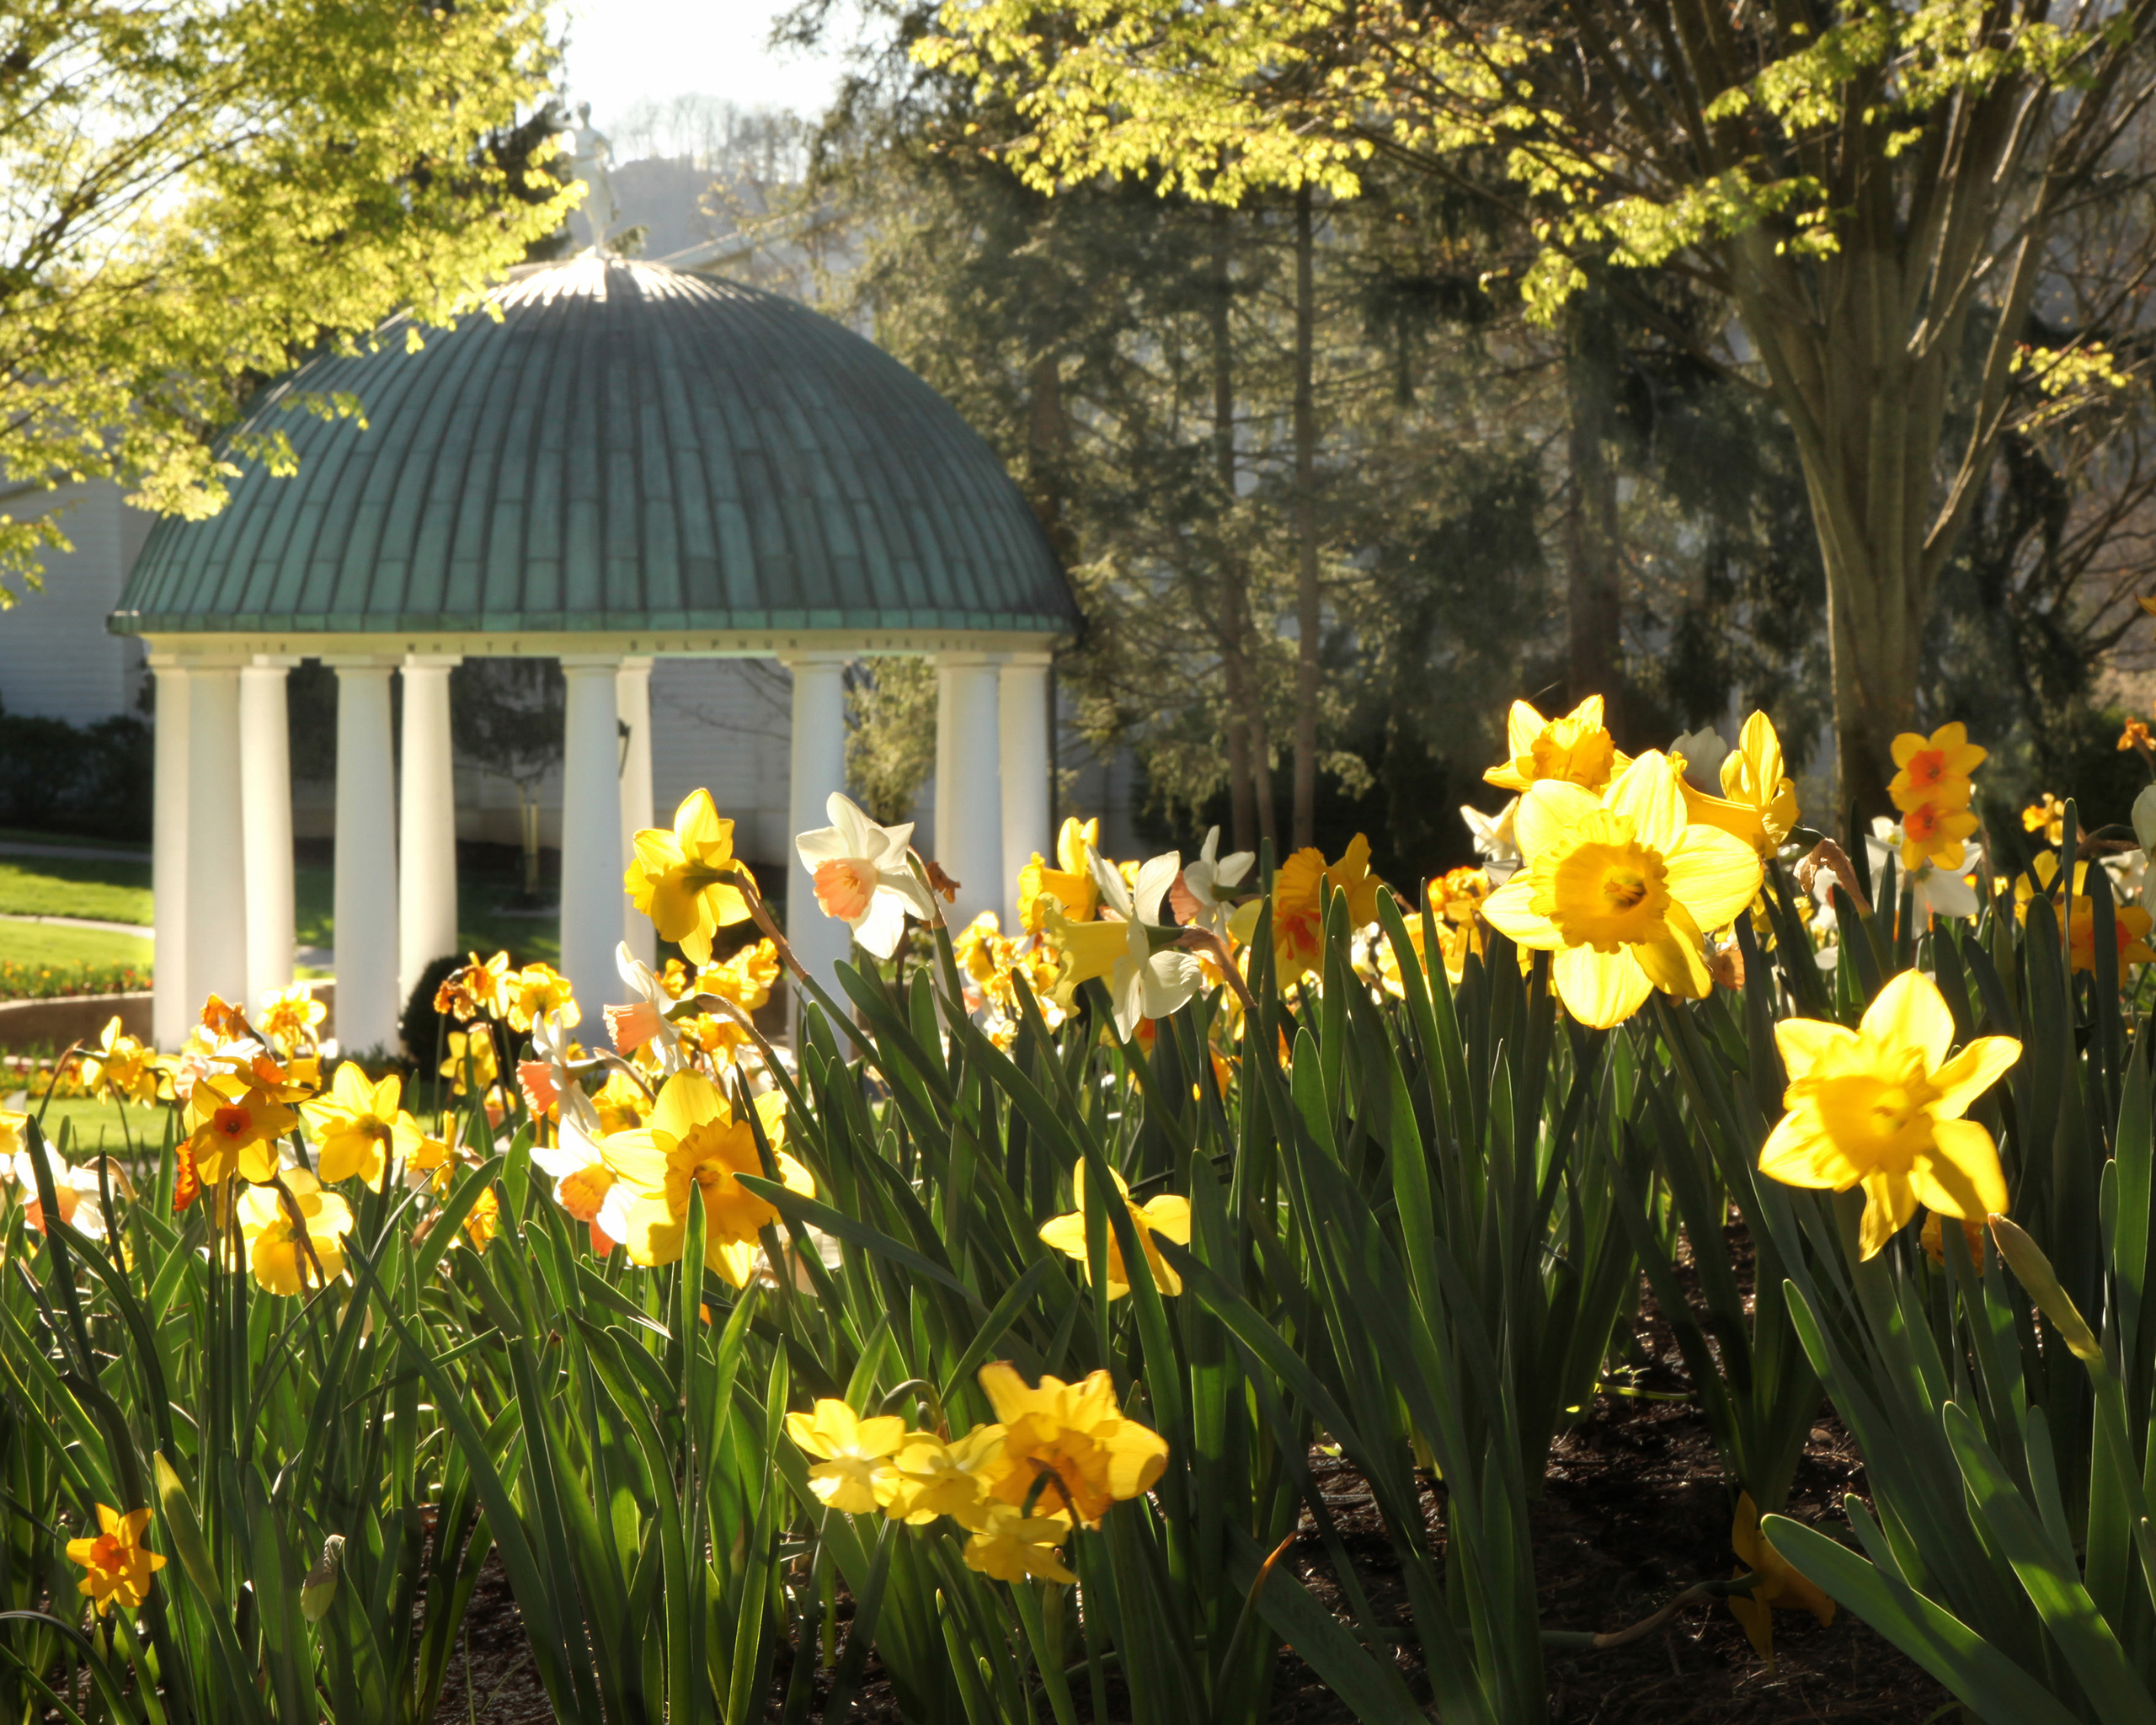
xmin=0 ymin=481 xmax=147 ymax=722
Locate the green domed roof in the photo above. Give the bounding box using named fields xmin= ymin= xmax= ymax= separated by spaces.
xmin=111 ymin=258 xmax=1075 ymax=638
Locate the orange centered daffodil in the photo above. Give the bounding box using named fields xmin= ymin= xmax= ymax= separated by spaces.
xmin=1261 ymin=833 xmax=1382 ymax=981
xmin=1758 ymin=969 xmax=2020 ymax=1259
xmin=67 ymin=1505 xmax=166 ymax=1616
xmin=976 ymin=1362 xmax=1170 ymax=1527
xmin=1888 ymin=723 xmax=1986 ymax=814
xmin=185 ymin=1076 xmax=300 ymax=1187
xmin=1484 ymin=695 xmax=1629 ymax=794
xmin=625 ymin=789 xmax=758 ymax=966
xmin=1037 ymin=1162 xmax=1192 ymax=1299
xmin=1481 ymin=750 xmax=1763 ymax=1028
xmin=1897 ymin=796 xmax=1981 ymax=873
xmin=597 ymin=1069 xmax=807 ymax=1285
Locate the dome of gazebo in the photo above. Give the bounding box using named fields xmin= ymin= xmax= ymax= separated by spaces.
xmin=109 ymin=256 xmax=1075 ymax=638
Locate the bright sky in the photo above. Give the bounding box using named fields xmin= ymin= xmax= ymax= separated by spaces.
xmin=559 ymin=1 xmax=854 ymax=130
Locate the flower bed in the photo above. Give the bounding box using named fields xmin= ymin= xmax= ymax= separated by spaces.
xmin=0 ymin=958 xmax=149 ymax=999
xmin=2 ymin=701 xmax=2151 ymax=1722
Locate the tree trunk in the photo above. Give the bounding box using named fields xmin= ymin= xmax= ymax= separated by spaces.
xmin=1209 ymin=219 xmax=1259 ymax=853
xmin=1565 ymin=295 xmax=1623 ymax=734
xmin=1290 ymin=184 xmax=1321 ymax=851
xmin=1026 ymin=350 xmax=1074 ymax=565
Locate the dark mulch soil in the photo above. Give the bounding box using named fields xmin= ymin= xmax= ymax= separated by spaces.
xmin=417 ymin=1223 xmax=1953 ymax=1722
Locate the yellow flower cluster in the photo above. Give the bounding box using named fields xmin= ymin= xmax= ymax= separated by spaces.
xmin=1375 ymin=866 xmax=1493 ymax=992
xmin=1476 ymin=698 xmax=1772 ymax=1028
xmin=433 ymin=951 xmax=580 ymax=1033
xmin=2007 ymin=854 xmax=2156 ymax=974
xmin=954 ymin=910 xmax=1064 ymax=1044
xmin=786 ymin=1362 xmax=1171 ymax=1583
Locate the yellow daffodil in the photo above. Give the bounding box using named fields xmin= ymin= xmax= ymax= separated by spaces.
xmin=256 ymin=983 xmax=327 ymax=1053
xmin=440 ymin=1025 xmax=499 ymax=1094
xmin=2022 ymin=792 xmax=2067 ymax=846
xmin=597 ymin=1069 xmax=807 ymax=1286
xmin=964 ymin=1503 xmax=1078 ymax=1584
xmin=977 ymin=1362 xmax=1170 ymax=1527
xmin=886 ymin=1424 xmax=1006 ymax=1528
xmin=505 ymin=964 xmax=579 ymax=1033
xmin=1257 ymin=833 xmax=1382 ymax=982
xmin=236 ymin=1171 xmax=353 ymax=1295
xmin=625 ymin=789 xmax=757 ymax=966
xmin=700 ymin=939 xmax=780 ymax=1012
xmin=67 ymin=1505 xmax=165 ymax=1616
xmin=1037 ymin=1162 xmax=1191 ymax=1299
xmin=1484 ymin=696 xmax=1629 ymax=794
xmin=591 ymin=1069 xmax=651 ymax=1134
xmin=185 ymin=1077 xmax=300 ymax=1187
xmin=1758 ymin=969 xmax=2020 ymax=1259
xmin=1481 ymin=751 xmax=1763 ymax=1028
xmin=1888 ymin=723 xmax=1986 ymax=814
xmin=80 ymin=1016 xmax=161 ymax=1105
xmin=1727 ymin=1492 xmax=1834 ymax=1664
xmin=1679 ymin=711 xmax=1799 ymax=858
xmin=462 ymin=1186 xmax=500 ymax=1252
xmin=785 ymin=1398 xmax=908 ymax=1514
xmin=301 ymin=1062 xmax=422 ymax=1189
xmin=1018 ymin=816 xmax=1101 ymax=934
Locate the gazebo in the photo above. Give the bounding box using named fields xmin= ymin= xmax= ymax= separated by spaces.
xmin=110 ymin=255 xmax=1079 ymax=1051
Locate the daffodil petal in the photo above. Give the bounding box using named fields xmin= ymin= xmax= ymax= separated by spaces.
xmin=1858 ymin=1168 xmax=1919 ymax=1258
xmin=1929 ymin=1036 xmax=2021 ymax=1119
xmin=1482 ymin=879 xmax=1561 ymax=948
xmin=1513 ymin=781 xmax=1603 ymax=862
xmin=1602 ymin=750 xmax=1686 ymax=852
xmin=1858 ymin=970 xmax=1956 ymax=1070
xmin=1662 ymin=826 xmax=1765 ymax=930
xmin=1774 ymin=1017 xmax=1857 ymax=1081
xmin=1551 ymin=943 xmax=1653 ymax=1028
xmin=1913 ymin=1118 xmax=2009 ymax=1220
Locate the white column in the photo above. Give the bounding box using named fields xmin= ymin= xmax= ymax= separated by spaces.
xmin=329 ymin=660 xmax=400 ymax=1054
xmin=240 ymin=658 xmax=297 ymax=1007
xmin=784 ymin=653 xmax=852 ymax=1023
xmin=398 ymin=654 xmax=463 ymax=999
xmin=616 ymin=657 xmax=656 ymax=967
xmin=184 ymin=663 xmax=248 ymax=1012
xmin=999 ymin=652 xmax=1052 ymax=931
xmin=932 ymin=651 xmax=1006 ymax=929
xmin=149 ymin=657 xmax=191 ymax=1049
xmin=559 ymin=655 xmax=626 ymax=1022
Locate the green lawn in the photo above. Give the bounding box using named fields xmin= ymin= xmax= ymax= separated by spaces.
xmin=0 ymin=921 xmax=154 ymax=969
xmin=0 ymin=856 xmax=152 ymax=924
xmin=294 ymin=866 xmax=558 ymax=966
xmin=0 ymin=849 xmax=553 ymax=980
xmin=13 ymin=1095 xmax=157 ymax=1158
